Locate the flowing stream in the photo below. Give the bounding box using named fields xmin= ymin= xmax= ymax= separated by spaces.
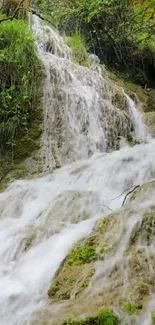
xmin=0 ymin=16 xmax=155 ymax=325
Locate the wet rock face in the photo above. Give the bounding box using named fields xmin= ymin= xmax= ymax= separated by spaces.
xmin=144 ymin=112 xmax=155 ymax=137
xmin=41 ymin=59 xmax=134 ymax=170
xmin=40 ymin=182 xmax=155 ymax=324
xmin=33 ymin=19 xmax=135 ymax=171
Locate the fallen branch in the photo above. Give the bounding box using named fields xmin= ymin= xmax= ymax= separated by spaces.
xmin=99 ymin=204 xmax=113 ymax=212
xmin=122 ymin=179 xmax=155 ymax=206
xmin=111 ymin=185 xmax=137 ymax=201
xmin=30 ymin=8 xmax=53 ymax=25
xmin=122 ymin=185 xmax=140 ymax=206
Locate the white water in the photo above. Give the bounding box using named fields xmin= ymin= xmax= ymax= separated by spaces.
xmin=0 ymin=15 xmax=154 ymax=325
xmin=125 ymin=94 xmax=149 ymax=141
xmin=1 ymin=141 xmax=155 ymax=325
xmin=32 ymin=16 xmax=141 ymax=170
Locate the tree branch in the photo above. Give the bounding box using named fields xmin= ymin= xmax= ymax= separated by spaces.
xmin=122 ymin=185 xmax=140 ymax=206
xmin=111 ymin=185 xmax=137 ymax=201
xmin=0 ymin=0 xmax=25 ymax=23
xmin=30 ymin=8 xmax=52 ymax=24
xmin=99 ymin=204 xmax=113 ymax=212
xmin=0 ymin=0 xmax=4 ymax=11
xmin=111 ymin=179 xmax=155 ymax=207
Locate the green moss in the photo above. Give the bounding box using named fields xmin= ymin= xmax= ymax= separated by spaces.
xmin=47 ymin=281 xmax=59 ymax=298
xmin=61 ymin=309 xmax=120 ymax=325
xmin=97 ymin=214 xmax=118 ymax=236
xmin=48 ymin=259 xmax=95 ymax=299
xmin=25 ymin=233 xmax=35 ymax=251
xmin=122 ymin=302 xmax=140 ymax=315
xmin=99 ymin=245 xmax=110 ymax=254
xmin=130 ymin=182 xmax=155 ymax=203
xmin=98 ymin=217 xmax=110 ymax=233
xmin=144 ymin=112 xmax=155 ymax=137
xmin=81 ymin=280 xmax=89 ymax=288
xmin=66 ymin=245 xmax=98 ymax=266
xmin=126 ymin=133 xmax=135 ymax=147
xmin=151 ymin=311 xmax=155 ymax=325
xmin=132 ymin=283 xmax=149 ymax=301
xmin=97 ymin=309 xmax=120 ymax=325
xmin=128 ymin=204 xmax=155 ymax=247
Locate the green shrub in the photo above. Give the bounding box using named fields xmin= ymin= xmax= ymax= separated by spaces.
xmin=36 ymin=0 xmax=155 ymax=87
xmin=68 ymin=32 xmax=89 ymax=66
xmin=0 ymin=19 xmax=43 ymax=155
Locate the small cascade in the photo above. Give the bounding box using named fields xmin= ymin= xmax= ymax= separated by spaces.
xmin=125 ymin=94 xmax=149 ymax=141
xmin=32 ymin=16 xmax=136 ymax=170
xmin=0 ymin=140 xmax=155 ymax=325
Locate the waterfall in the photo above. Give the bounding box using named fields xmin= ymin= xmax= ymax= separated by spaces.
xmin=32 ymin=16 xmax=141 ymax=170
xmin=125 ymin=94 xmax=149 ymax=141
xmin=0 ymin=15 xmax=154 ymax=325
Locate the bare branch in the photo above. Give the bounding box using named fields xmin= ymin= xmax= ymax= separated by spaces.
xmin=122 ymin=185 xmax=140 ymax=206
xmin=122 ymin=179 xmax=155 ymax=206
xmin=0 ymin=0 xmax=4 ymax=11
xmin=30 ymin=8 xmax=53 ymax=24
xmin=111 ymin=185 xmax=137 ymax=201
xmin=99 ymin=204 xmax=113 ymax=212
xmin=0 ymin=0 xmax=25 ymax=23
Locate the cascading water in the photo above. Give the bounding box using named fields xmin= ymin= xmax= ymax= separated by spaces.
xmin=0 ymin=15 xmax=155 ymax=325
xmin=32 ymin=15 xmax=137 ymax=170
xmin=125 ymin=94 xmax=149 ymax=141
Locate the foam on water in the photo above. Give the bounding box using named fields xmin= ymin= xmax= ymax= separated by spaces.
xmin=0 ymin=140 xmax=155 ymax=324
xmin=0 ymin=15 xmax=154 ymax=325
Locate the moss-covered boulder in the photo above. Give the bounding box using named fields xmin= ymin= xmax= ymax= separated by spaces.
xmin=48 ymin=236 xmax=99 ymax=300
xmin=144 ymin=112 xmax=155 ymax=137
xmin=43 ymin=181 xmax=155 ymax=324
xmin=60 ymin=309 xmax=120 ymax=325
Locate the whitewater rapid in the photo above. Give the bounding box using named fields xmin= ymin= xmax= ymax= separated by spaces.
xmin=1 ymin=140 xmax=155 ymax=324
xmin=0 ymin=14 xmax=154 ymax=325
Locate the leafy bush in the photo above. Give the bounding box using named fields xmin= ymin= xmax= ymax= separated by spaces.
xmin=35 ymin=0 xmax=155 ymax=87
xmin=0 ymin=19 xmax=43 ymax=155
xmin=68 ymin=32 xmax=89 ymax=65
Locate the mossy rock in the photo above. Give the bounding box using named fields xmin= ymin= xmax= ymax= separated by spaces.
xmin=144 ymin=112 xmax=155 ymax=137
xmin=106 ymin=70 xmax=155 ymax=113
xmin=47 ymin=212 xmax=122 ymax=302
xmin=60 ymin=309 xmax=120 ymax=325
xmin=48 ymin=263 xmax=95 ymax=300
xmin=24 ymin=231 xmax=36 ymax=251
xmin=46 ymin=182 xmax=155 ymax=320
xmin=122 ymin=301 xmax=141 ymax=315
xmin=129 ymin=182 xmax=155 ymax=203
xmin=151 ymin=311 xmax=155 ymax=325
xmin=48 ymin=237 xmax=98 ymax=300
xmin=28 ymin=309 xmax=120 ymax=325
xmin=66 ymin=244 xmax=98 ymax=267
